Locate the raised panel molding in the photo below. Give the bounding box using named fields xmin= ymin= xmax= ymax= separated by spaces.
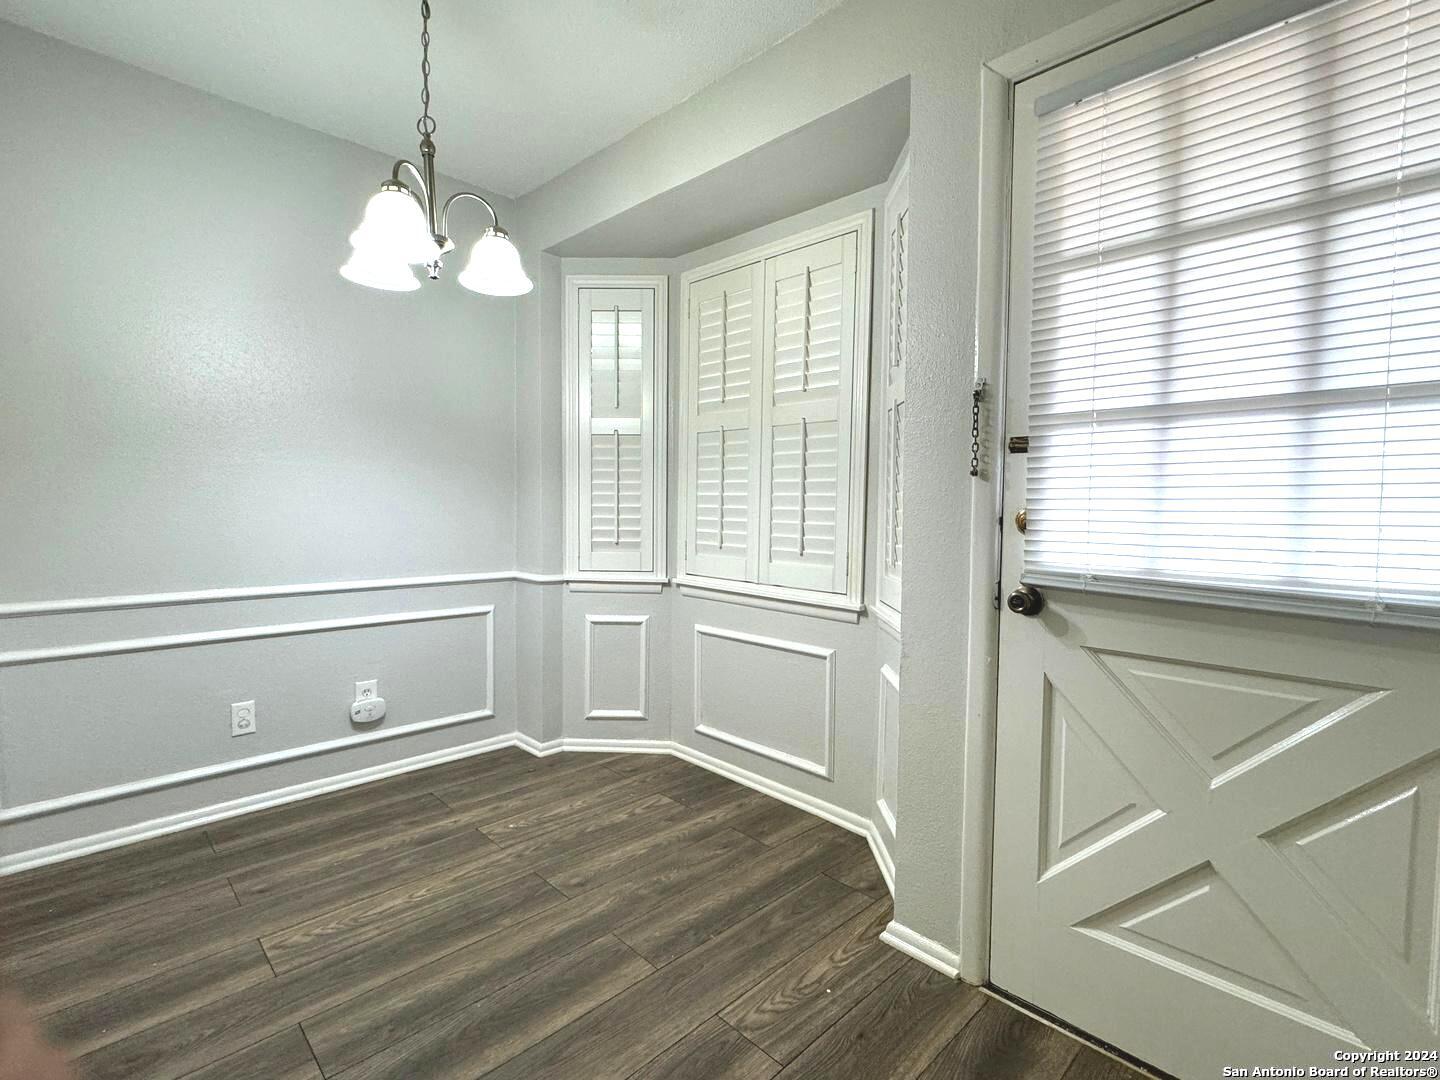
xmin=876 ymin=663 xmax=900 ymax=838
xmin=584 ymin=614 xmax=649 ymax=721
xmin=692 ymin=624 xmax=834 ymax=779
xmin=0 ymin=606 xmax=497 ymax=822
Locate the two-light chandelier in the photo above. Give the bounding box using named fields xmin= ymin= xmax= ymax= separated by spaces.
xmin=340 ymin=1 xmax=532 ymax=296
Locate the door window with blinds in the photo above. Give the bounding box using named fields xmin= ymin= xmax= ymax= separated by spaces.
xmin=1018 ymin=0 xmax=1440 ymax=624
xmin=564 ymin=278 xmax=667 ymax=578
xmin=679 ymin=216 xmax=871 ymax=605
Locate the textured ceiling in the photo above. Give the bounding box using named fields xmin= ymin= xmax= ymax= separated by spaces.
xmin=0 ymin=0 xmax=846 ymax=197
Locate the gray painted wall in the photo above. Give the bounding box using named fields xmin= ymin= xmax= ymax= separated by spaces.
xmin=0 ymin=22 xmax=522 ymax=861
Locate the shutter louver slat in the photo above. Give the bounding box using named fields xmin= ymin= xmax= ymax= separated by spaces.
xmin=773 ymin=263 xmax=844 ymax=398
xmin=697 ymin=289 xmax=755 ymax=408
xmin=589 ymin=431 xmax=644 ymax=551
xmin=694 ymin=426 xmax=750 ymax=554
xmin=769 ymin=420 xmax=839 ymax=562
xmin=886 ymin=402 xmax=904 ymax=574
xmin=891 ymin=208 xmax=908 ymax=370
xmin=589 ymin=308 xmax=645 ymax=418
xmin=1024 ymin=0 xmax=1440 ymax=621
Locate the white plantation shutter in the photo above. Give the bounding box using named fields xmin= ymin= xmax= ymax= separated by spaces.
xmin=574 ymin=286 xmax=658 ymax=573
xmin=688 ymin=263 xmax=764 ymax=580
xmin=1023 ymin=0 xmax=1440 ymax=623
xmin=760 ymin=234 xmax=857 ymax=592
xmin=879 ymin=157 xmax=909 ymax=612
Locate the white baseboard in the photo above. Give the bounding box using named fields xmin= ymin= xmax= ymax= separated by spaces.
xmin=0 ymin=733 xmax=517 ymax=877
xmin=867 ymin=820 xmax=896 ymax=896
xmin=5 ymin=730 xmax=900 ymax=917
xmin=880 ymin=920 xmax=962 ymax=979
xmin=0 ymin=709 xmax=495 ymax=825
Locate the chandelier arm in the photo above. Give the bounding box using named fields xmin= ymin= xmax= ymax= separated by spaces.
xmin=391 ymin=159 xmax=431 ymax=206
xmin=440 ymin=191 xmax=501 ymax=237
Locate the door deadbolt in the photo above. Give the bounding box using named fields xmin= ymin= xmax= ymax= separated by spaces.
xmin=1006 ymin=584 xmax=1045 ymax=617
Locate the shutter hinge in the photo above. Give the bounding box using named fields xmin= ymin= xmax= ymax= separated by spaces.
xmin=1007 ymin=435 xmax=1030 ymax=454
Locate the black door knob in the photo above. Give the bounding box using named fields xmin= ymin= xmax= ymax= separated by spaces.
xmin=1007 ymin=584 xmax=1045 ymax=617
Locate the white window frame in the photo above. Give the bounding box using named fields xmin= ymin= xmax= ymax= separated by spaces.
xmin=675 ymin=212 xmax=874 ymax=616
xmin=563 ymin=274 xmax=669 ymax=584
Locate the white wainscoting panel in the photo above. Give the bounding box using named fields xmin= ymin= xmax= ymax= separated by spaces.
xmin=0 ymin=606 xmax=494 ymax=811
xmin=877 ymin=662 xmax=900 ymax=839
xmin=584 ymin=614 xmax=649 ymax=720
xmin=692 ymin=624 xmax=835 ymax=779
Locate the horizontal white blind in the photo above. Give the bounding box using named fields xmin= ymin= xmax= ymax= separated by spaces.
xmin=694 ymin=427 xmax=750 ymax=553
xmin=769 ymin=419 xmax=839 ymax=563
xmin=1026 ymin=0 xmax=1440 ymax=619
xmin=773 ymin=263 xmax=844 ymax=398
xmin=589 ymin=432 xmax=643 ymax=550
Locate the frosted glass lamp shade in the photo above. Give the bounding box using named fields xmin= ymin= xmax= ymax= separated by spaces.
xmin=339 ymin=242 xmax=421 ymax=292
xmin=457 ymin=228 xmax=534 ymax=296
xmin=350 ymin=184 xmax=441 ymax=266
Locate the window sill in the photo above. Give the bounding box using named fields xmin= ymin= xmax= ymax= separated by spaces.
xmin=674 ymin=574 xmax=864 ymax=623
xmin=566 ymin=574 xmax=668 ymax=595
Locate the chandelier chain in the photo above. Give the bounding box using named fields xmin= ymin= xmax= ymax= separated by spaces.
xmin=417 ymin=0 xmax=436 ymax=139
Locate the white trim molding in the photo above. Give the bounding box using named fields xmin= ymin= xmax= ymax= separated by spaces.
xmin=0 ymin=605 xmax=495 ymax=668
xmin=881 ymin=921 xmax=962 ymax=980
xmin=0 ymin=706 xmax=496 ymax=825
xmin=583 ymin=614 xmax=650 ymax=721
xmin=691 ymin=624 xmax=835 ymax=780
xmin=676 ymin=575 xmax=863 ymax=623
xmin=875 ymin=663 xmax=900 ymax=840
xmin=0 ymin=733 xmax=514 ymax=876
xmin=0 ymin=574 xmax=530 ymax=619
xmin=562 ymin=273 xmax=669 ymax=582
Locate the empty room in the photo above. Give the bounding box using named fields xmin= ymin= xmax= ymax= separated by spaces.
xmin=1 ymin=0 xmax=1436 ymax=1077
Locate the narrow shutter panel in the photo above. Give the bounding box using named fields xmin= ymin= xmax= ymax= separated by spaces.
xmin=688 ymin=263 xmax=765 ymax=581
xmin=879 ymin=159 xmax=909 ymax=612
xmin=759 ymin=234 xmax=858 ymax=593
xmin=884 ymin=402 xmax=903 ymax=575
xmin=576 ymin=286 xmax=656 ymax=573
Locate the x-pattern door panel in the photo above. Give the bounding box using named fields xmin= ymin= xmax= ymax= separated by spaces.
xmin=993 ymin=588 xmax=1440 ymax=1074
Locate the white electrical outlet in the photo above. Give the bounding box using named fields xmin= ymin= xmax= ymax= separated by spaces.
xmin=355 ymin=679 xmax=379 ymax=701
xmin=231 ymin=700 xmax=257 ymax=737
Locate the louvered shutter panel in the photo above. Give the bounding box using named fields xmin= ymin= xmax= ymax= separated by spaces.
xmin=1023 ymin=0 xmax=1440 ymax=621
xmin=576 ymin=287 xmax=656 ymax=573
xmin=687 ymin=263 xmax=764 ymax=580
xmin=759 ymin=233 xmax=858 ymax=593
xmin=879 ymin=160 xmax=909 ymax=612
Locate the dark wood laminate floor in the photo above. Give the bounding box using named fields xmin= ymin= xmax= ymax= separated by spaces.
xmin=0 ymin=748 xmax=1146 ymax=1080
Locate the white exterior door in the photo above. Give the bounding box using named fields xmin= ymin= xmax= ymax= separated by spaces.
xmin=991 ymin=1 xmax=1440 ymax=1075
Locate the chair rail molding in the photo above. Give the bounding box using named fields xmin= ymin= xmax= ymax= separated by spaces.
xmin=0 ymin=572 xmax=560 ymax=619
